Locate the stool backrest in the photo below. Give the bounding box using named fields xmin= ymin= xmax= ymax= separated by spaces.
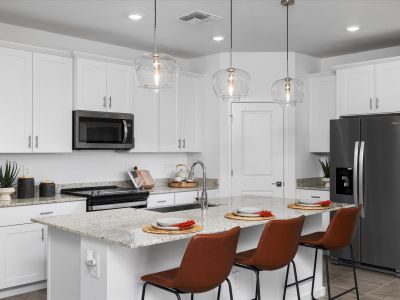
xmin=173 ymin=226 xmax=241 ymax=293
xmin=319 ymin=205 xmax=362 ymax=250
xmin=251 ymin=216 xmax=305 ymax=270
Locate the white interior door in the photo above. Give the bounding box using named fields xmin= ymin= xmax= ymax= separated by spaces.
xmin=231 ymin=103 xmax=284 ymax=197
xmin=106 ymin=63 xmax=133 ymax=113
xmin=33 ymin=53 xmax=73 ymax=153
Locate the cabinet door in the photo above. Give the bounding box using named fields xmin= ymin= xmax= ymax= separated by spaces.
xmin=33 ymin=53 xmax=73 ymax=153
xmin=309 ymin=75 xmax=336 ymax=153
xmin=0 ymin=224 xmax=45 ymax=289
xmin=0 ymin=47 xmax=33 ymax=153
xmin=147 ymin=193 xmax=175 ymax=208
xmin=337 ymin=66 xmax=375 ymax=116
xmin=375 ymin=61 xmax=400 ymax=113
xmin=178 ymin=75 xmax=201 ymax=152
xmin=175 ymin=191 xmax=197 ymax=205
xmin=159 ymin=86 xmax=179 ymax=152
xmin=75 ymin=58 xmax=107 ymax=111
xmin=132 ymin=87 xmax=159 ymax=152
xmin=106 ymin=63 xmax=133 ymax=113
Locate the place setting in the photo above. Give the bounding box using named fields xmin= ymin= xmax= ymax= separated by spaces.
xmin=143 ymin=217 xmax=203 ymax=235
xmin=288 ymin=199 xmax=332 ymax=210
xmin=225 ymin=207 xmax=275 ymax=221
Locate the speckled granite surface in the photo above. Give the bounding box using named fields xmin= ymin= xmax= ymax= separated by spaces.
xmin=0 ymin=178 xmax=218 ymax=208
xmin=297 ymin=177 xmax=330 ymax=191
xmin=32 ymin=195 xmax=352 ymax=249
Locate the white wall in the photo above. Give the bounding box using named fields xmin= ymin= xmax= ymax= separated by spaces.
xmin=0 ymin=22 xmax=190 ymax=184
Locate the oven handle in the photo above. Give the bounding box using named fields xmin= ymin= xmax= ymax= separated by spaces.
xmin=122 ymin=120 xmax=128 ymax=144
xmin=89 ymin=201 xmax=147 ymax=211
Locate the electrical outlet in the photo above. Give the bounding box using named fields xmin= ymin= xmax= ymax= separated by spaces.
xmin=89 ymin=254 xmax=100 ymax=278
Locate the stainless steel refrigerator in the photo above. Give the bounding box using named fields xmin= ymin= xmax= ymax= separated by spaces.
xmin=330 ymin=114 xmax=400 ymax=275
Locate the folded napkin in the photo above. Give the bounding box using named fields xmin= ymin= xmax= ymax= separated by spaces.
xmin=256 ymin=210 xmax=274 ymax=218
xmin=172 ymin=220 xmax=196 ymax=230
xmin=317 ymin=200 xmax=332 ymax=207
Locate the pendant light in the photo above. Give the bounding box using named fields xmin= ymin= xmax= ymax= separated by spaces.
xmin=135 ymin=0 xmax=178 ymax=90
xmin=212 ymin=0 xmax=251 ymax=101
xmin=271 ymin=0 xmax=304 ymax=106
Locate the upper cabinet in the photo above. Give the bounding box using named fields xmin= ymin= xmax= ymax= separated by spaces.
xmin=308 ymin=73 xmax=336 ymax=153
xmin=75 ymin=58 xmax=132 ymax=113
xmin=0 ymin=47 xmax=73 ymax=153
xmin=132 ymin=72 xmax=202 ymax=153
xmin=336 ymin=59 xmax=400 ymax=117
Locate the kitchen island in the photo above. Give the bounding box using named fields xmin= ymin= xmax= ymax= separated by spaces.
xmin=33 ymin=195 xmax=352 ymax=300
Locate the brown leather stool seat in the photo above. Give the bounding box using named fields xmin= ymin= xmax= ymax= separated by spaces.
xmin=140 ymin=226 xmax=241 ymax=300
xmin=234 ymin=216 xmax=305 ymax=300
xmin=293 ymin=206 xmax=362 ymax=300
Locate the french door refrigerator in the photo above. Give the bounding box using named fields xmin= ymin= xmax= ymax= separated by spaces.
xmin=330 ymin=114 xmax=400 ymax=275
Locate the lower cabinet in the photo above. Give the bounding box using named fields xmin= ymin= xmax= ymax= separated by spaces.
xmin=147 ymin=193 xmax=175 ymax=208
xmin=175 ymin=191 xmax=197 ymax=205
xmin=147 ymin=189 xmax=219 ymax=208
xmin=295 ymin=189 xmax=330 ymax=202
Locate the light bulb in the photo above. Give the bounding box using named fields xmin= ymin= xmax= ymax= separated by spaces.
xmin=228 ymin=69 xmax=235 ymax=96
xmin=153 ymin=53 xmax=160 ymax=87
xmin=285 ymin=80 xmax=291 ymax=102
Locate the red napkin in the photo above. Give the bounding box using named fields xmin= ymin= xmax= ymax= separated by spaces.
xmin=256 ymin=210 xmax=274 ymax=218
xmin=317 ymin=200 xmax=332 ymax=207
xmin=173 ymin=220 xmax=196 ymax=230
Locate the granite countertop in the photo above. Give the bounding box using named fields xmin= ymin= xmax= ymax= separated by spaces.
xmin=0 ymin=178 xmax=218 ymax=208
xmin=296 ymin=177 xmax=330 ymax=191
xmin=32 ymin=195 xmax=352 ymax=249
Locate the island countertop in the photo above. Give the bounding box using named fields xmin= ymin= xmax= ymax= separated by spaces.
xmin=32 ymin=195 xmax=351 ymax=249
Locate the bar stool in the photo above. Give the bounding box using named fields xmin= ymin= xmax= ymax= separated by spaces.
xmin=140 ymin=226 xmax=241 ymax=300
xmin=293 ymin=205 xmax=362 ymax=300
xmin=234 ymin=216 xmax=305 ymax=300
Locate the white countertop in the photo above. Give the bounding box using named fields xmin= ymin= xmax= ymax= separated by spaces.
xmin=32 ymin=195 xmax=352 ymax=249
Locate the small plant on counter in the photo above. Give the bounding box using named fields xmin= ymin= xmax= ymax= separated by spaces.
xmin=0 ymin=161 xmax=19 ymax=188
xmin=319 ymin=158 xmax=330 ymax=179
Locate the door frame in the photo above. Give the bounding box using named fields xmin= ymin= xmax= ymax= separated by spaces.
xmin=219 ymin=99 xmax=296 ymax=199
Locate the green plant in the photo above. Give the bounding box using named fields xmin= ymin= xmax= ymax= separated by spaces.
xmin=0 ymin=161 xmax=19 ymax=188
xmin=319 ymin=158 xmax=330 ymax=178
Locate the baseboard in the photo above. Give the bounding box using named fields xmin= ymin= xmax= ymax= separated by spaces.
xmin=0 ymin=281 xmax=46 ymax=298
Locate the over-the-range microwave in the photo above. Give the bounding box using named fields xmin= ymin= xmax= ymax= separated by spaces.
xmin=73 ymin=110 xmax=134 ymax=150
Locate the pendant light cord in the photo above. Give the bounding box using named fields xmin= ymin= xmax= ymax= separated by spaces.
xmin=154 ymin=0 xmax=157 ymax=53
xmin=286 ymin=3 xmax=289 ymax=79
xmin=230 ymin=0 xmax=233 ymax=68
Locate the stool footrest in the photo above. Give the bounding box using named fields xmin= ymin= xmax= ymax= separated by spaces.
xmin=331 ymin=287 xmax=356 ymax=300
xmin=286 ymin=275 xmax=313 ymax=288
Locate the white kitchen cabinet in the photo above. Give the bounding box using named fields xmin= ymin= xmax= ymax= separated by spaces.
xmin=308 ymin=73 xmax=336 ymax=153
xmin=0 ymin=47 xmax=33 ymax=153
xmin=375 ymin=60 xmax=400 ymax=113
xmin=174 ymin=191 xmax=197 ymax=205
xmin=132 ymin=88 xmax=159 ymax=152
xmin=33 ymin=53 xmax=73 ymax=153
xmin=158 ymin=87 xmax=179 ymax=152
xmin=147 ymin=193 xmax=175 ymax=208
xmin=337 ymin=65 xmax=375 ymax=117
xmin=296 ymin=189 xmax=330 ymax=202
xmin=75 ymin=58 xmax=132 ymax=113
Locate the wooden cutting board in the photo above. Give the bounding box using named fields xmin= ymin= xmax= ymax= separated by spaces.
xmin=168 ymin=181 xmax=198 ymax=188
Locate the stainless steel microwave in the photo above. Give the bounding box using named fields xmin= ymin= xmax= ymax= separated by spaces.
xmin=73 ymin=110 xmax=134 ymax=150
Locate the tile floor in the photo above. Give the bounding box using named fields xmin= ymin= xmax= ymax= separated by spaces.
xmin=2 ymin=264 xmax=399 ymax=299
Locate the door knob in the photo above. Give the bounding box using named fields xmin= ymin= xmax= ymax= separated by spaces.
xmin=272 ymin=181 xmax=283 ymax=187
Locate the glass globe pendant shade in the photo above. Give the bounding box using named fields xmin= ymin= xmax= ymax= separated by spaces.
xmin=135 ymin=52 xmax=179 ymax=90
xmin=271 ymin=77 xmax=304 ymax=107
xmin=212 ymin=67 xmax=251 ymax=101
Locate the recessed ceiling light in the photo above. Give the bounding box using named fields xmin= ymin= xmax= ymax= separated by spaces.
xmin=129 ymin=14 xmax=143 ymax=21
xmin=213 ymin=35 xmax=225 ymax=42
xmin=346 ymin=25 xmax=361 ymax=32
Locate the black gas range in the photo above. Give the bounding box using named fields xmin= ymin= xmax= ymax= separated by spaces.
xmin=61 ymin=186 xmax=149 ymax=212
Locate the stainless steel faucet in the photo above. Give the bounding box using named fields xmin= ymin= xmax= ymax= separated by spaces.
xmin=189 ymin=160 xmax=208 ymax=215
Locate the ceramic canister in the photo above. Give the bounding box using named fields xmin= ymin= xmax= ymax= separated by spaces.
xmin=17 ymin=177 xmax=35 ymax=199
xmin=39 ymin=180 xmax=56 ymax=197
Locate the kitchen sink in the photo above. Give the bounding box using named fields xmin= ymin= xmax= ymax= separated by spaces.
xmin=146 ymin=203 xmax=219 ymax=213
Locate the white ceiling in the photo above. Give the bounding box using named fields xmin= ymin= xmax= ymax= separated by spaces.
xmin=0 ymin=0 xmax=399 ymax=59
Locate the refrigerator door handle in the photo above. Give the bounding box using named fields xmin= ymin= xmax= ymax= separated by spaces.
xmin=359 ymin=141 xmax=365 ymax=218
xmin=353 ymin=141 xmax=359 ymax=206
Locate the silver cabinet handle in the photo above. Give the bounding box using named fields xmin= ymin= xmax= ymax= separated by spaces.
xmin=183 ymin=139 xmax=186 ymax=149
xmin=122 ymin=120 xmax=128 ymax=144
xmin=109 ymin=96 xmax=112 ymax=109
xmin=311 ymin=196 xmax=321 ymax=199
xmin=353 ymin=141 xmax=359 ymax=207
xmin=178 ymin=139 xmax=181 ymax=149
xmin=28 ymin=136 xmax=32 ymax=148
xmin=35 ymin=136 xmax=39 ymax=149
xmin=359 ymin=141 xmax=365 ymax=218
xmin=103 ymin=96 xmax=107 ymax=108
xmin=41 ymin=227 xmax=44 ymax=241
xmin=40 ymin=211 xmax=54 ymax=215
xmin=370 ymin=98 xmax=373 ymax=110
xmin=157 ymin=200 xmax=167 ymax=203
xmin=376 ymin=98 xmax=379 ymax=110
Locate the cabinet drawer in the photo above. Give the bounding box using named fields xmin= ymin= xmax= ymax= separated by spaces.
xmin=175 ymin=191 xmax=197 ymax=205
xmin=147 ymin=193 xmax=175 ymax=208
xmin=0 ymin=201 xmax=86 ymax=227
xmin=296 ymin=189 xmax=330 ymax=202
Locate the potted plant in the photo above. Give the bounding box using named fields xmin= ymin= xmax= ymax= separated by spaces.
xmin=319 ymin=158 xmax=330 ymax=188
xmin=0 ymin=161 xmax=19 ymax=203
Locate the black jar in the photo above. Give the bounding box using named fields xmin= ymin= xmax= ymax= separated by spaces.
xmin=17 ymin=177 xmax=35 ymax=199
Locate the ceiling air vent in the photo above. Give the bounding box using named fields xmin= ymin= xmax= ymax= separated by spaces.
xmin=178 ymin=11 xmax=222 ymax=24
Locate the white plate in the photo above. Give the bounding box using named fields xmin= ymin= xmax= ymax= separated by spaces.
xmin=296 ymin=201 xmax=321 ymax=207
xmin=298 ymin=199 xmax=322 ymax=205
xmin=237 ymin=207 xmax=262 ymax=214
xmin=151 ymin=223 xmax=181 ymax=231
xmin=233 ymin=210 xmax=260 ymax=217
xmin=156 ymin=218 xmax=187 ymax=227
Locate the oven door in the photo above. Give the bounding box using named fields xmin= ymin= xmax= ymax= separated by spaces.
xmin=73 ymin=110 xmax=134 ymax=150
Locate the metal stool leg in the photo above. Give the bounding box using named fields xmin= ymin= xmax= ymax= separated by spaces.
xmin=324 ymin=250 xmax=332 ymax=300
xmin=283 ymin=264 xmax=290 ymax=300
xmin=141 ymin=282 xmax=148 ymax=300
xmin=175 ymin=293 xmax=181 ymax=300
xmin=256 ymin=270 xmax=261 ymax=300
xmin=191 ymin=293 xmax=194 ymax=300
xmin=291 ymin=261 xmax=301 ymax=300
xmin=350 ymin=244 xmax=360 ymax=300
xmin=217 ymin=285 xmax=221 ymax=300
xmin=226 ymin=278 xmax=234 ymax=300
xmin=311 ymin=248 xmax=318 ymax=300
